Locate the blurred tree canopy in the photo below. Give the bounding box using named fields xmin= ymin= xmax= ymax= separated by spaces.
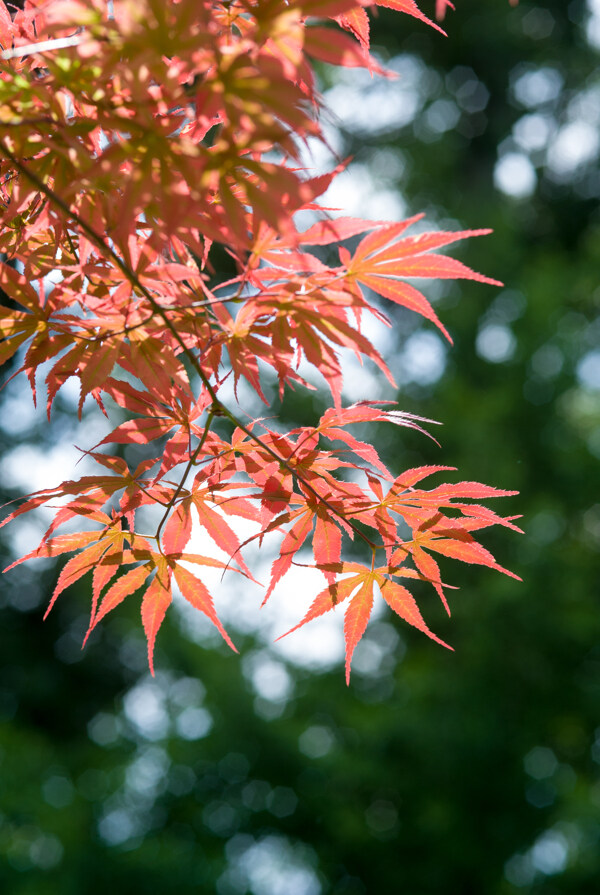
xmin=1 ymin=1 xmax=599 ymax=893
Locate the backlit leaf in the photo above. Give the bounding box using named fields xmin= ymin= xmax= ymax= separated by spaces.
xmin=343 ymin=579 xmax=374 ymax=684
xmin=141 ymin=570 xmax=172 ymax=675
xmin=380 ymin=578 xmax=452 ymax=648
xmin=173 ymin=564 xmax=237 ymax=652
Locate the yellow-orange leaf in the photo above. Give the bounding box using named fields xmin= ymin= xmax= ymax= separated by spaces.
xmin=141 ymin=571 xmax=172 ymax=675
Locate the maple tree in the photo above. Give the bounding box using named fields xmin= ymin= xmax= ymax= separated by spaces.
xmin=0 ymin=0 xmax=521 ymax=683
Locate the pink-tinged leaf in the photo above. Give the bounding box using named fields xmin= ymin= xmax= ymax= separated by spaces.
xmin=263 ymin=509 xmax=314 ymax=605
xmin=102 ymin=378 xmax=157 ymax=416
xmin=372 ymin=0 xmax=446 ymax=35
xmin=351 ymin=215 xmax=425 ymax=265
xmin=349 ymin=219 xmax=502 ymax=337
xmin=44 ymin=541 xmax=110 ymax=619
xmin=78 ymin=340 xmax=122 ymax=409
xmin=425 ymin=482 xmax=519 ymax=500
xmin=380 ymin=578 xmax=452 ymax=648
xmin=392 ymin=465 xmax=456 ymax=490
xmin=315 ymin=309 xmax=396 ymax=388
xmin=455 ymin=506 xmax=524 ymax=533
xmin=127 ymin=536 xmax=159 ymax=561
xmin=167 ymin=552 xmax=236 ymax=571
xmin=215 ymin=495 xmax=262 ymax=523
xmin=83 ymin=450 xmax=130 ymax=477
xmin=173 ymin=564 xmax=237 ymax=651
xmin=40 ymin=504 xmax=114 ymax=543
xmin=355 ymin=274 xmax=452 ymax=341
xmin=370 ymin=504 xmax=399 ymax=554
xmin=366 ymin=471 xmax=384 ymax=500
xmin=411 ymin=546 xmax=450 ymax=614
xmin=0 ymin=261 xmax=41 ymax=312
xmin=45 ymin=341 xmax=88 ymax=418
xmin=261 ymin=250 xmax=329 ymax=274
xmin=0 ymin=329 xmax=32 ymax=365
xmin=3 ymin=530 xmax=100 ymax=572
xmin=127 ymin=337 xmax=183 ymax=398
xmin=320 ymin=401 xmax=435 ymax=430
xmin=304 ymin=26 xmax=382 ymax=73
xmin=192 ymin=498 xmax=252 ymax=577
xmin=299 ymin=217 xmax=380 ymax=246
xmin=276 ymin=573 xmax=362 ymax=641
xmin=133 ymin=458 xmax=161 ymax=479
xmin=141 ymin=571 xmax=172 ymax=675
xmin=163 ymin=498 xmax=193 ymax=554
xmin=95 ymin=416 xmax=174 ymax=446
xmin=91 ymin=549 xmax=123 ymax=629
xmin=374 ymin=253 xmax=502 ymax=285
xmin=321 ymin=427 xmax=390 ymax=477
xmin=313 ymin=507 xmax=343 ymax=583
xmin=90 ymin=563 xmax=151 ymax=632
xmin=0 ymin=492 xmax=58 ymax=532
xmin=435 ymin=0 xmax=455 ymax=21
xmin=424 ymin=535 xmax=522 ymax=580
xmin=319 ymin=403 xmax=439 ymax=444
xmin=315 ymin=561 xmax=370 ymax=576
xmin=363 ymin=228 xmax=494 ymax=265
xmin=337 ymin=6 xmax=370 ymax=50
xmin=343 ymin=580 xmax=374 ymax=684
xmin=19 ymin=333 xmax=73 ymax=406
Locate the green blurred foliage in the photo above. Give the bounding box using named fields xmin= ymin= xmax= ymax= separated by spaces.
xmin=1 ymin=1 xmax=600 ymax=893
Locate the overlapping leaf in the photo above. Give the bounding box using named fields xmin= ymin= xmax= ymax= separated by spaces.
xmin=0 ymin=0 xmax=520 ymax=683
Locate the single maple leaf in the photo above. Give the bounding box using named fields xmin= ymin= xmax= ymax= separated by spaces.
xmin=277 ymin=560 xmax=451 ymax=684
xmin=346 ymin=217 xmax=502 ymax=343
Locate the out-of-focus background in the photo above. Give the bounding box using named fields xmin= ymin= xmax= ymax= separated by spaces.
xmin=1 ymin=1 xmax=599 ymax=892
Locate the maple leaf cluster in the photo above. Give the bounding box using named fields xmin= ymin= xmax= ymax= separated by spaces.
xmin=0 ymin=0 xmax=520 ymax=682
